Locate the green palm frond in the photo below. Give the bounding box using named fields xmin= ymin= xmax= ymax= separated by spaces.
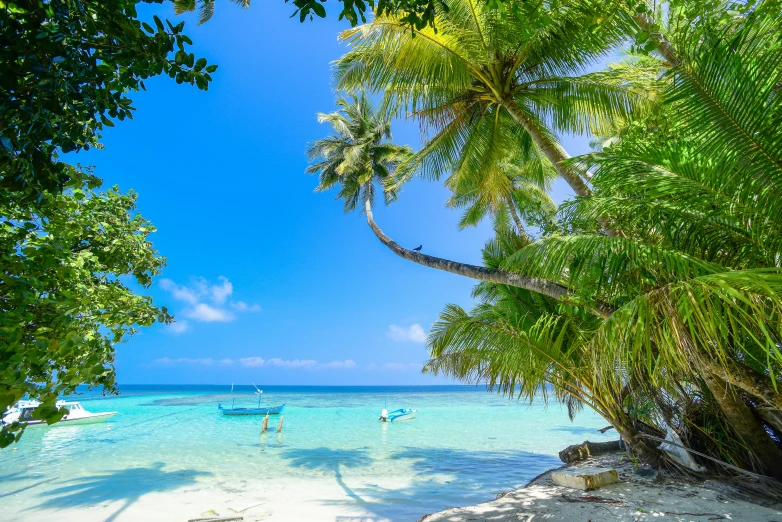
xmin=307 ymin=93 xmax=412 ymax=214
xmin=503 ymin=234 xmax=724 ymax=303
xmin=173 ymin=0 xmax=251 ymax=24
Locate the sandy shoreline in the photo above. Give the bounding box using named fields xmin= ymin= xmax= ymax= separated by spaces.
xmin=7 ymin=451 xmax=782 ymax=521
xmin=421 ymin=452 xmax=782 ymax=522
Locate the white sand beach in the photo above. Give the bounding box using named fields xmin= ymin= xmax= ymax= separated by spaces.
xmin=423 ymin=452 xmax=782 ymax=522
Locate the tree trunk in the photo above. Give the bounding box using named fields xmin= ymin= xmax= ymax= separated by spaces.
xmin=633 ymin=13 xmax=680 ymax=67
xmin=699 ymin=367 xmax=782 ymax=479
xmin=702 ymin=359 xmax=782 ymax=411
xmin=499 ymin=100 xmax=620 ymax=237
xmin=364 ymin=200 xmax=614 ymax=319
xmin=500 ymin=100 xmax=593 ymax=198
xmin=505 ymin=194 xmax=528 ymax=240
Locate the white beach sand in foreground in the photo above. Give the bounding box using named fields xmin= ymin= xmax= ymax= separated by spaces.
xmin=9 ymin=452 xmax=782 ymax=521
xmin=422 ymin=453 xmax=782 ymax=522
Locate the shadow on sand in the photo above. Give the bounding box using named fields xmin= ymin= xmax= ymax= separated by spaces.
xmin=30 ymin=462 xmax=211 ymax=522
xmin=281 ymin=445 xmax=560 ymax=521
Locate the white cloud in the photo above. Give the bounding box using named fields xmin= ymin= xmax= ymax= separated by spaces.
xmin=159 ymin=279 xmax=200 ymax=305
xmin=321 ymin=359 xmax=357 ymax=369
xmin=167 ymin=320 xmax=190 ymax=334
xmin=234 ymin=357 xmax=356 ymax=370
xmin=159 ymin=277 xmax=261 ymax=332
xmin=210 ymin=276 xmax=233 ymax=305
xmin=155 ymin=357 xmax=215 ymax=365
xmin=185 ymin=303 xmax=235 ymax=322
xmin=240 ymin=356 xmax=266 ymax=367
xmin=232 ymin=301 xmax=262 ymax=312
xmin=155 ymin=355 xmax=355 ymax=370
xmin=387 ymin=323 xmax=427 ymax=343
xmin=266 ymin=358 xmax=318 ymax=369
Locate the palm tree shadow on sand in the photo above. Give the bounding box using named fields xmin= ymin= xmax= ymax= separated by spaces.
xmin=281 ymin=446 xmax=560 ymax=522
xmin=30 ymin=461 xmax=211 ymax=522
xmin=282 ymin=447 xmax=374 ymax=508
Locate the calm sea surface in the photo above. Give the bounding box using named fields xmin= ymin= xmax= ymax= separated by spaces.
xmin=0 ymin=385 xmax=615 ymax=521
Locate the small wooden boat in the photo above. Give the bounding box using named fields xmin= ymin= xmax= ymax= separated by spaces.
xmin=218 ymin=383 xmax=284 ymax=416
xmin=218 ymin=403 xmax=285 ymax=416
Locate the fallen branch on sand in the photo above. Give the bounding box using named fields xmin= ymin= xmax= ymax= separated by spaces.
xmin=187 ymin=517 xmax=244 ymax=522
xmin=560 ymin=494 xmax=623 ymax=505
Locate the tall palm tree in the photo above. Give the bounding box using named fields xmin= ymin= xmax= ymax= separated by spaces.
xmin=306 ymin=93 xmax=410 ymax=213
xmin=307 ymin=95 xmax=614 ymax=317
xmin=334 ymin=0 xmax=642 ymax=201
xmin=427 ymin=8 xmax=782 ymax=478
xmin=447 ymin=150 xmax=558 ymax=239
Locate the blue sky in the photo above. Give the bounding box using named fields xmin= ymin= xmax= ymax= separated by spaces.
xmin=80 ymin=2 xmax=599 ymax=385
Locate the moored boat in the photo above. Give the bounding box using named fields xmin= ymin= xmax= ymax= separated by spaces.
xmin=218 ymin=383 xmax=285 ymax=416
xmin=1 ymin=400 xmax=117 ymax=427
xmin=218 ymin=403 xmax=285 ymax=416
xmin=379 ymin=407 xmax=417 ymax=422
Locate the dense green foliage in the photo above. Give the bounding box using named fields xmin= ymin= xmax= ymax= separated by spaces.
xmin=313 ymin=0 xmax=782 ymax=480
xmin=0 ymin=174 xmax=170 ymax=446
xmin=0 ymin=1 xmax=209 ymax=444
xmin=0 ymin=0 xmax=216 ymax=197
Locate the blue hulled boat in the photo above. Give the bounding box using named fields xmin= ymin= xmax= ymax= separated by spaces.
xmin=218 ymin=403 xmax=285 ymax=416
xmin=379 ymin=407 xmax=417 ymax=422
xmin=218 ymin=383 xmax=285 ymax=416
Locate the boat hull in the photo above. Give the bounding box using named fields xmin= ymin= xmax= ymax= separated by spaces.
xmin=380 ymin=408 xmax=417 ymax=422
xmin=2 ymin=411 xmax=117 ymax=427
xmin=218 ymin=404 xmax=285 ymax=416
xmin=390 ymin=412 xmax=416 ymax=422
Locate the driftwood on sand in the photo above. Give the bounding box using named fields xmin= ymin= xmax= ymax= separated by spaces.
xmin=558 ymin=440 xmax=622 ymax=463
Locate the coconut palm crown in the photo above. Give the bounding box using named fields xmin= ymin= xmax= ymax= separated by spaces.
xmin=334 ymin=0 xmax=644 ymax=200
xmin=306 ymin=93 xmax=412 ymax=213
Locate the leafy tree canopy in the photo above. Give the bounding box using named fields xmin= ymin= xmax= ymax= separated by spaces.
xmin=0 ymin=0 xmax=217 ymax=198
xmin=0 ymin=171 xmax=171 ymax=447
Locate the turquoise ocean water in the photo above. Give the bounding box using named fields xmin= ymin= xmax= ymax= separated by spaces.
xmin=0 ymin=385 xmax=615 ymax=521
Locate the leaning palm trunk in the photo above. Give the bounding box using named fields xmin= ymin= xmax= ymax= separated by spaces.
xmin=499 ymin=100 xmax=621 ymax=237
xmin=499 ymin=99 xmax=592 ymax=198
xmin=364 ymin=200 xmax=613 ymax=318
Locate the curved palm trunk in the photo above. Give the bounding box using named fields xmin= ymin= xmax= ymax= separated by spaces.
xmin=500 ymin=100 xmax=593 ymax=197
xmin=699 ymin=368 xmax=782 ymax=479
xmin=505 ymin=195 xmax=529 ymax=241
xmin=364 ymin=200 xmax=613 ymax=318
xmin=677 ymin=325 xmax=782 ymax=479
xmin=633 ymin=13 xmax=680 ymax=67
xmin=499 ymin=99 xmax=620 ymax=237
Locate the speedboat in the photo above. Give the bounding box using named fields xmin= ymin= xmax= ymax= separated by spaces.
xmin=379 ymin=407 xmax=417 ymax=422
xmin=1 ymin=400 xmax=117 ymax=426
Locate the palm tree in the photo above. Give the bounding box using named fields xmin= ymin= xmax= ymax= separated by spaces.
xmin=308 ymin=95 xmax=614 ymax=317
xmin=427 ymin=8 xmax=782 ymax=478
xmin=173 ymin=0 xmax=250 ymax=24
xmin=306 ymin=93 xmax=411 ymax=213
xmin=447 ymin=149 xmax=558 ymax=239
xmin=334 ymin=0 xmax=642 ymax=201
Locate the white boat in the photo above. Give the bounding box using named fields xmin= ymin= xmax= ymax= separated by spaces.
xmin=1 ymin=400 xmax=117 ymax=427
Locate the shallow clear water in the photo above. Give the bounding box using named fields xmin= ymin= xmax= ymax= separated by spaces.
xmin=0 ymin=385 xmax=615 ymax=521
